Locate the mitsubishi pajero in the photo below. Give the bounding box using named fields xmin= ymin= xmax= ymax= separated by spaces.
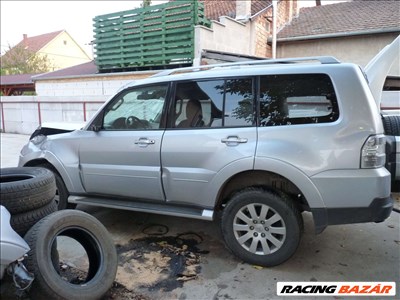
xmin=19 ymin=42 xmax=397 ymax=266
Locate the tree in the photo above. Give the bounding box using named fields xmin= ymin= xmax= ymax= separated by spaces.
xmin=141 ymin=0 xmax=152 ymax=7
xmin=0 ymin=44 xmax=53 ymax=75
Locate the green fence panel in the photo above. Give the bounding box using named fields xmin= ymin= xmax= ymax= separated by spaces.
xmin=93 ymin=0 xmax=210 ymax=71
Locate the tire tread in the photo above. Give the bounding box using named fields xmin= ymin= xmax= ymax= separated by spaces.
xmin=0 ymin=167 xmax=56 ymax=214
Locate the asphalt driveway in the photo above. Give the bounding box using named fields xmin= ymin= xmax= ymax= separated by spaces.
xmin=1 ymin=133 xmax=399 ymax=299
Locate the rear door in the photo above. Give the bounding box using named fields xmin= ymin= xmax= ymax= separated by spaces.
xmin=161 ymin=78 xmax=257 ymax=207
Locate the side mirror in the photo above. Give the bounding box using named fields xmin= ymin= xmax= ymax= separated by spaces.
xmin=91 ymin=124 xmax=102 ymax=132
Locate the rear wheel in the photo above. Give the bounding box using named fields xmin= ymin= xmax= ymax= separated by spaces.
xmin=221 ymin=188 xmax=303 ymax=267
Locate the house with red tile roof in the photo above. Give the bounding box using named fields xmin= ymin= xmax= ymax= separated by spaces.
xmin=276 ymin=0 xmax=400 ymax=73
xmin=198 ymin=0 xmax=289 ymax=60
xmin=1 ymin=30 xmax=92 ymax=95
xmin=190 ymin=0 xmax=298 ymax=65
xmin=3 ymin=30 xmax=91 ymax=73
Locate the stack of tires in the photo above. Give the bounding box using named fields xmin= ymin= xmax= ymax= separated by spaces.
xmin=1 ymin=167 xmax=118 ymax=299
xmin=0 ymin=167 xmax=58 ymax=236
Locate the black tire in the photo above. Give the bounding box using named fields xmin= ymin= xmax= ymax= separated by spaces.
xmin=23 ymin=210 xmax=118 ymax=300
xmin=221 ymin=188 xmax=303 ymax=267
xmin=382 ymin=115 xmax=400 ymax=136
xmin=0 ymin=167 xmax=56 ymax=214
xmin=10 ymin=200 xmax=58 ymax=236
xmin=39 ymin=163 xmax=76 ymax=210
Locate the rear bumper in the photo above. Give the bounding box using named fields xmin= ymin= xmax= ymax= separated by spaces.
xmin=312 ymin=196 xmax=393 ymax=233
xmin=310 ymin=168 xmax=392 ymax=233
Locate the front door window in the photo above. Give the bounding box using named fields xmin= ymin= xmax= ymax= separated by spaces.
xmin=103 ymin=85 xmax=168 ymax=130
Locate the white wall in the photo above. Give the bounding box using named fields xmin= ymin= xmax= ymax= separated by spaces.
xmin=2 ymin=71 xmax=156 ymax=134
xmin=277 ymin=33 xmax=400 ymax=75
xmin=194 ymin=17 xmax=253 ymax=64
xmin=36 ymin=79 xmax=134 ymax=97
xmin=1 ymin=96 xmax=107 ymax=134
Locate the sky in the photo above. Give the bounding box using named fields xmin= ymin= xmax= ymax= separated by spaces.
xmin=0 ymin=0 xmax=168 ymax=56
xmin=1 ymin=0 xmax=348 ymax=57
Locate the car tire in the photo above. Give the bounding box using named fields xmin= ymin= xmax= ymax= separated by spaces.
xmin=0 ymin=167 xmax=56 ymax=214
xmin=382 ymin=115 xmax=400 ymax=136
xmin=221 ymin=188 xmax=303 ymax=267
xmin=10 ymin=200 xmax=58 ymax=236
xmin=23 ymin=210 xmax=118 ymax=300
xmin=39 ymin=163 xmax=76 ymax=210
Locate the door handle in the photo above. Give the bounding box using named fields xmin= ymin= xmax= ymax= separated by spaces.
xmin=221 ymin=136 xmax=248 ymax=145
xmin=135 ymin=138 xmax=155 ymax=147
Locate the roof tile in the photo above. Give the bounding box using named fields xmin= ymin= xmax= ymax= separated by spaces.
xmin=200 ymin=0 xmax=272 ymax=21
xmin=32 ymin=61 xmax=97 ymax=80
xmin=0 ymin=74 xmax=35 ymax=85
xmin=278 ymin=0 xmax=400 ymax=39
xmin=15 ymin=30 xmax=64 ymax=53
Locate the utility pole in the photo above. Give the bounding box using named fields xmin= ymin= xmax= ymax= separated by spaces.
xmin=272 ymin=0 xmax=277 ymax=59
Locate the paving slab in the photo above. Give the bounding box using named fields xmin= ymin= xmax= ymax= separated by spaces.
xmin=1 ymin=133 xmax=399 ymax=299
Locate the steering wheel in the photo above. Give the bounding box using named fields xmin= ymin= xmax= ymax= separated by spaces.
xmin=125 ymin=116 xmax=142 ymax=128
xmin=125 ymin=116 xmax=152 ymax=129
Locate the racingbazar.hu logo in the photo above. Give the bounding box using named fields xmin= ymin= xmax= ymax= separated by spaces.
xmin=277 ymin=282 xmax=396 ymax=296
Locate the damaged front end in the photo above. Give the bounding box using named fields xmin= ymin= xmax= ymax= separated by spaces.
xmin=30 ymin=122 xmax=85 ymax=140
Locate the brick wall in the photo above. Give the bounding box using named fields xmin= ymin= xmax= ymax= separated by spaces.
xmin=253 ymin=0 xmax=297 ymax=58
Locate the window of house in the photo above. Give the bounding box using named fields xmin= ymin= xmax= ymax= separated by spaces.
xmin=259 ymin=74 xmax=339 ymax=126
xmin=173 ymin=78 xmax=254 ymax=128
xmin=102 ymin=84 xmax=168 ymax=130
xmin=266 ymin=20 xmax=271 ymax=33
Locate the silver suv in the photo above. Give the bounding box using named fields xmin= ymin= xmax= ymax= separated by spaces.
xmin=19 ymin=56 xmax=393 ymax=266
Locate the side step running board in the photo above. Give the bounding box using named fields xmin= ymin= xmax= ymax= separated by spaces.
xmin=70 ymin=197 xmax=214 ymax=221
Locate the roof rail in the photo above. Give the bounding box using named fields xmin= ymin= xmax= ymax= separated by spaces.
xmin=152 ymin=56 xmax=340 ymax=77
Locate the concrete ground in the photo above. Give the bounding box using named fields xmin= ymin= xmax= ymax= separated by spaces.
xmin=1 ymin=133 xmax=399 ymax=299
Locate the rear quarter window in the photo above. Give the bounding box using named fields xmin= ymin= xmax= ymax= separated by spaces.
xmin=259 ymin=74 xmax=339 ymax=126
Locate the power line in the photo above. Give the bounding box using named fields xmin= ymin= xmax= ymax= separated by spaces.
xmin=36 ymin=51 xmax=92 ymax=60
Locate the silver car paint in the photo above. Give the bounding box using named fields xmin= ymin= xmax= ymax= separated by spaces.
xmin=0 ymin=206 xmax=30 ymax=279
xmin=162 ymin=127 xmax=257 ymax=207
xmin=18 ymin=60 xmax=391 ymax=224
xmin=20 ymin=132 xmax=82 ymax=192
xmin=79 ymin=130 xmax=165 ymax=201
xmin=365 ymin=35 xmax=400 ymax=108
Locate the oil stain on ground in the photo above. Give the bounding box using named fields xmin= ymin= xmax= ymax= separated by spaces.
xmin=114 ymin=226 xmax=209 ymax=295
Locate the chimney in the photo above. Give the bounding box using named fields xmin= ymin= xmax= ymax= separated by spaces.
xmin=23 ymin=34 xmax=28 ymax=46
xmin=236 ymin=0 xmax=252 ymax=22
xmin=316 ymin=0 xmax=321 ymax=6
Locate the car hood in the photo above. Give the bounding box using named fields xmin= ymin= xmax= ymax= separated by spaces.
xmin=364 ymin=35 xmax=400 ymax=109
xmin=30 ymin=122 xmax=85 ymax=139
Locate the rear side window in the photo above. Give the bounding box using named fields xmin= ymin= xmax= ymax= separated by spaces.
xmin=259 ymin=74 xmax=339 ymax=126
xmin=173 ymin=78 xmax=254 ymax=128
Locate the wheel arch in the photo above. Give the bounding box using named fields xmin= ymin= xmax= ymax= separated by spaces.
xmin=215 ymin=170 xmax=307 ymax=211
xmin=23 ymin=158 xmax=76 ymax=192
xmin=212 ymin=158 xmax=327 ymax=233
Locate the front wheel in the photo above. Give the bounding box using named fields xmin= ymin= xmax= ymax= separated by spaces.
xmin=221 ymin=188 xmax=303 ymax=267
xmin=39 ymin=164 xmax=76 ymax=210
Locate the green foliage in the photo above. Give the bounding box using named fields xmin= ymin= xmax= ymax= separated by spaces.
xmin=0 ymin=44 xmax=53 ymax=75
xmin=141 ymin=0 xmax=151 ymax=7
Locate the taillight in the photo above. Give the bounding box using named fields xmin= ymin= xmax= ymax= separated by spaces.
xmin=361 ymin=135 xmax=386 ymax=168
